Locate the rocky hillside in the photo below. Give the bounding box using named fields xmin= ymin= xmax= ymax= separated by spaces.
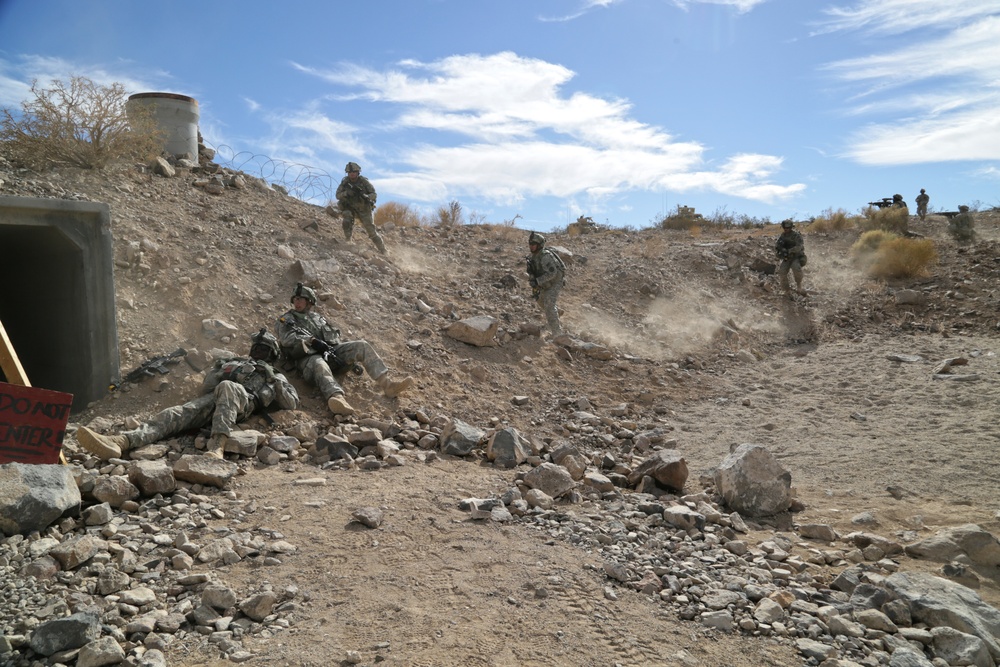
xmin=2 ymin=153 xmax=1000 ymax=667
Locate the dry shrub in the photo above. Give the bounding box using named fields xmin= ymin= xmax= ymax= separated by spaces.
xmin=862 ymin=206 xmax=909 ymax=234
xmin=433 ymin=199 xmax=464 ymax=227
xmin=374 ymin=201 xmax=421 ymax=228
xmin=688 ymin=225 xmax=702 ymax=238
xmin=852 ymin=232 xmax=937 ymax=279
xmin=851 ymin=230 xmax=898 ymax=260
xmin=870 ymin=238 xmax=937 ymax=279
xmin=1 ymin=76 xmax=162 ymax=170
xmin=806 ymin=208 xmax=857 ymax=233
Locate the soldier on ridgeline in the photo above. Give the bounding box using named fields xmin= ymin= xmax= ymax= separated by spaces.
xmin=915 ymin=189 xmax=929 ymax=221
xmin=775 ymin=220 xmax=807 ymax=298
xmin=331 ymin=161 xmax=387 ymax=255
xmin=948 ymin=205 xmax=975 ymax=244
xmin=77 ymin=329 xmax=298 ymax=461
xmin=525 ymin=231 xmax=566 ymax=335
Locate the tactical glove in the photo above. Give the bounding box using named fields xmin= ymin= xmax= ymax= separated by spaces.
xmin=310 ymin=338 xmax=330 ymax=353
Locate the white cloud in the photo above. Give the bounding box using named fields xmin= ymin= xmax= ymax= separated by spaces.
xmin=670 ymin=0 xmax=769 ymax=13
xmin=298 ymin=52 xmax=802 ymax=205
xmin=822 ymin=3 xmax=1000 ymax=164
xmin=815 ymin=0 xmax=1000 ymax=35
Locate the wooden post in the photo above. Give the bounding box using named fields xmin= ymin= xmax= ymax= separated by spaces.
xmin=0 ymin=317 xmax=30 ymax=386
xmin=0 ymin=317 xmax=68 ymax=464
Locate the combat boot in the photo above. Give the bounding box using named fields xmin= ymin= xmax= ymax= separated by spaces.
xmin=327 ymin=394 xmax=357 ymax=416
xmin=204 ymin=434 xmax=226 ymax=460
xmin=376 ymin=373 xmax=414 ymax=398
xmin=77 ymin=426 xmax=129 ymax=461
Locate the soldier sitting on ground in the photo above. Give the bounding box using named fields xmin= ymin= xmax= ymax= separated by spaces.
xmin=275 ymin=283 xmax=413 ymax=417
xmin=78 ymin=329 xmax=298 ymax=461
xmin=775 ymin=219 xmax=807 ymax=298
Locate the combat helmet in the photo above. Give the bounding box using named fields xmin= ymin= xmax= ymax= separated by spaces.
xmin=781 ymin=219 xmax=794 ymax=230
xmin=290 ymin=282 xmax=317 ymax=305
xmin=345 ymin=161 xmax=361 ymax=174
xmin=893 ymin=194 xmax=903 ymax=202
xmin=528 ymin=231 xmax=546 ymax=247
xmin=249 ymin=328 xmax=280 ymax=363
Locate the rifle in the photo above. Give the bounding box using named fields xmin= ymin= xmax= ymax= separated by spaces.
xmin=110 ymin=348 xmax=187 ymax=391
xmin=322 ymin=349 xmax=364 ymax=377
xmin=867 ymin=198 xmax=894 ymax=209
xmin=940 ymin=211 xmax=962 ymax=219
xmin=349 ymin=182 xmax=375 ymax=209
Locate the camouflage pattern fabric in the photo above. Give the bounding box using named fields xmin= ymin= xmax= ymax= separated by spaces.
xmin=335 ymin=174 xmax=386 ymax=254
xmin=276 ymin=309 xmax=390 ymax=399
xmin=915 ymin=192 xmax=929 ymax=220
xmin=775 ymin=230 xmax=805 ymax=292
xmin=948 ymin=211 xmax=975 ymax=243
xmin=527 ymin=248 xmax=566 ymax=334
xmin=121 ymin=357 xmax=297 ymax=448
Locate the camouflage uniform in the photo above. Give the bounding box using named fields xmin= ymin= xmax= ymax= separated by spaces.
xmin=275 ymin=308 xmax=390 ymax=400
xmin=120 ymin=357 xmax=298 ymax=450
xmin=775 ymin=225 xmax=806 ymax=294
xmin=948 ymin=206 xmax=975 ymax=244
xmin=915 ymin=190 xmax=929 ymax=221
xmin=526 ymin=233 xmax=566 ymax=334
xmin=335 ymin=170 xmax=386 ymax=254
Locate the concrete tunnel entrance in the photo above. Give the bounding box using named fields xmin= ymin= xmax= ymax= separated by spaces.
xmin=0 ymin=196 xmax=119 ymax=412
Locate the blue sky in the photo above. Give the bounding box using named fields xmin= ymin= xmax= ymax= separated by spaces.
xmin=1 ymin=0 xmax=998 ymax=232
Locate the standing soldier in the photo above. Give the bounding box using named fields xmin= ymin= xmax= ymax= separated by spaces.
xmin=77 ymin=329 xmax=298 ymax=461
xmin=775 ymin=220 xmax=807 ymax=298
xmin=915 ymin=189 xmax=929 ymax=221
xmin=525 ymin=231 xmax=566 ymax=335
xmin=332 ymin=161 xmax=387 ymax=255
xmin=275 ymin=283 xmax=413 ymax=416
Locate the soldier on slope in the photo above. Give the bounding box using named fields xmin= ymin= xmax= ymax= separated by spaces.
xmin=525 ymin=231 xmax=566 ymax=335
xmin=275 ymin=283 xmax=413 ymax=417
xmin=331 ymin=161 xmax=387 ymax=255
xmin=775 ymin=219 xmax=807 ymax=298
xmin=77 ymin=329 xmax=298 ymax=461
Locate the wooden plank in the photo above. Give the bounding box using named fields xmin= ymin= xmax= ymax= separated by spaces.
xmin=0 ymin=317 xmax=30 ymax=386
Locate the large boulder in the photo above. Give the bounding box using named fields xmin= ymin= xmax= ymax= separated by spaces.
xmin=713 ymin=443 xmax=792 ymax=517
xmin=0 ymin=463 xmax=81 ymax=536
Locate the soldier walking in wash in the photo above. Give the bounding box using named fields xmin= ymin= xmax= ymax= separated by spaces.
xmin=525 ymin=231 xmax=566 ymax=335
xmin=77 ymin=330 xmax=299 ymax=461
xmin=915 ymin=188 xmax=929 ymax=221
xmin=775 ymin=219 xmax=807 ymax=298
xmin=329 ymin=161 xmax=387 ymax=255
xmin=275 ymin=283 xmax=413 ymax=417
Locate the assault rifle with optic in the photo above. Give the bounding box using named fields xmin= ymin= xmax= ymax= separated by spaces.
xmin=110 ymin=348 xmax=187 ymax=392
xmin=867 ymin=197 xmax=894 ymax=209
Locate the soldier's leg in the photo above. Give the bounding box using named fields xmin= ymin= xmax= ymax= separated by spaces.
xmin=210 ymin=380 xmax=254 ymax=438
xmin=335 ymin=341 xmax=413 ymax=397
xmin=341 ymin=209 xmax=355 ymax=242
xmin=125 ymin=393 xmax=218 ymax=448
xmin=357 ymin=207 xmax=387 ymax=254
xmin=539 ymin=285 xmax=563 ymax=334
xmin=777 ymin=260 xmax=792 ymax=292
xmin=791 ymin=260 xmax=804 ymax=292
xmin=298 ymin=355 xmax=344 ymax=400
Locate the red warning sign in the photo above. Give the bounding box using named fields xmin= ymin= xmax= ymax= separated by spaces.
xmin=0 ymin=382 xmax=73 ymax=465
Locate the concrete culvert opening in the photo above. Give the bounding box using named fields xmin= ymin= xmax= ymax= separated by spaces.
xmin=0 ymin=196 xmax=119 ymax=412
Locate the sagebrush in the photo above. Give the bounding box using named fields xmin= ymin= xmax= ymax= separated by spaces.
xmin=851 ymin=231 xmax=937 ymax=279
xmin=0 ymin=76 xmax=162 ymax=170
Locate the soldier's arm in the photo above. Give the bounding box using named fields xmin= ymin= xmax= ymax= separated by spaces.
xmin=275 ymin=316 xmax=314 ymax=359
xmin=201 ymin=362 xmax=225 ymax=393
xmin=534 ymin=253 xmax=561 ymax=289
xmin=272 ymin=373 xmax=300 ymax=410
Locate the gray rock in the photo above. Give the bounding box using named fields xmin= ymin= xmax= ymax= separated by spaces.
xmin=172 ymin=455 xmax=237 ymax=488
xmin=28 ymin=611 xmax=100 ymax=656
xmin=486 ymin=428 xmax=528 ymax=469
xmin=440 ymin=419 xmax=484 ymax=456
xmin=523 ymin=462 xmax=576 ymax=499
xmin=444 ymin=316 xmax=499 ymax=347
xmin=127 ymin=460 xmax=176 ymax=496
xmin=627 ymin=449 xmax=688 ymax=492
xmin=0 ymin=463 xmax=81 ymax=536
xmin=714 ymin=443 xmax=792 ymax=517
xmin=76 ymin=635 xmax=125 ymax=667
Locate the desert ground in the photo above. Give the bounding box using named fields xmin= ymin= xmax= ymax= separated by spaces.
xmin=2 ymin=155 xmax=999 ymax=666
